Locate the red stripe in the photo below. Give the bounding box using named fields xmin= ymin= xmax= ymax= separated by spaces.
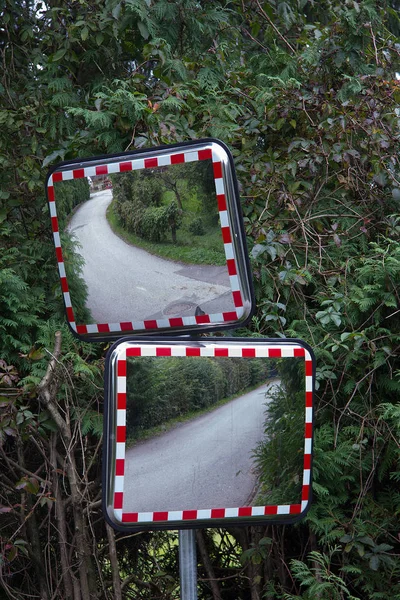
xmin=51 ymin=216 xmax=59 ymax=232
xmin=73 ymin=168 xmax=85 ymax=179
xmin=232 ymin=291 xmax=243 ymax=308
xmin=144 ymin=320 xmax=158 ymax=329
xmin=116 ymin=426 xmax=126 ymax=443
xmin=156 ymin=347 xmax=171 ymax=357
xmin=171 ymin=153 xmax=185 ymax=164
xmin=195 ymin=314 xmax=210 ymax=324
xmin=289 ymin=504 xmax=302 ymax=514
xmin=115 ymin=459 xmax=125 ymax=476
xmin=55 ymin=247 xmax=63 ymax=262
xmin=294 ymin=347 xmax=305 ymax=357
xmin=213 ymin=162 xmax=222 ymax=179
xmin=76 ymin=324 xmax=87 ymax=334
xmin=242 ymin=348 xmax=256 ymax=358
xmin=306 ymin=391 xmax=313 ymax=407
xmin=98 ymin=323 xmax=110 ymax=333
xmin=47 ymin=186 xmax=55 ymax=201
xmin=302 ymin=485 xmax=309 ymax=501
xmin=117 ymin=393 xmax=126 ymax=409
xmin=96 ymin=165 xmax=108 ymax=175
xmin=238 ymin=507 xmax=252 ymax=516
xmin=126 ymin=347 xmax=142 ymax=357
xmin=169 ymin=317 xmax=184 ymax=327
xmin=221 ymin=227 xmax=231 ymax=244
xmin=144 ymin=158 xmax=158 ymax=169
xmin=211 ymin=508 xmax=225 ymax=518
xmin=186 ymin=347 xmax=200 ymax=356
xmin=217 ymin=194 xmax=227 ymax=211
xmin=114 ymin=492 xmax=123 ymax=509
xmin=122 ymin=512 xmax=138 ymax=522
xmin=305 ymin=361 xmax=313 ymax=376
xmin=265 ymin=506 xmax=278 ymax=515
xmin=183 ymin=510 xmax=198 ymax=520
xmin=117 ymin=360 xmax=126 ymax=377
xmin=120 ymin=322 xmax=133 ymax=331
xmin=153 ymin=512 xmax=168 ymax=521
xmin=226 ymin=259 xmax=237 ymax=276
xmin=305 ymin=423 xmax=313 ymax=438
xmin=304 ymin=454 xmax=312 ymax=469
xmin=268 ymin=349 xmax=282 ymax=358
xmin=60 ymin=277 xmax=68 ymax=292
xmin=215 ymin=348 xmax=228 ymax=357
xmin=52 ymin=172 xmax=63 ymax=182
xmin=66 ymin=307 xmax=74 ymax=322
xmin=120 ymin=161 xmax=132 ymax=172
xmin=222 ymin=311 xmax=238 ymax=321
xmin=198 ymin=149 xmax=212 ymax=161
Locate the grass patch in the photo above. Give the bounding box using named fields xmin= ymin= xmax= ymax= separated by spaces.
xmin=106 ymin=199 xmax=226 ymax=266
xmin=125 ymin=379 xmax=278 ymax=449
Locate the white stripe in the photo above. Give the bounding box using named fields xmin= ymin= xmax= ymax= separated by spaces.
xmin=113 ymin=509 xmax=123 ymax=521
xmin=303 ymin=469 xmax=311 ymax=485
xmin=171 ymin=346 xmax=189 ymax=356
xmin=219 ymin=210 xmax=229 ymax=227
xmin=214 ymin=178 xmax=224 ymax=195
xmin=251 ymin=506 xmax=265 ymax=516
xmin=117 ymin=409 xmax=126 ymax=426
xmin=108 ymin=323 xmax=122 ymax=332
xmin=305 ymin=407 xmax=313 ymax=423
xmin=62 ymin=171 xmax=74 ymax=181
xmin=86 ymin=323 xmax=99 ymax=334
xmin=301 ymin=500 xmax=308 ymax=512
xmin=115 ymin=443 xmax=125 ymax=459
xmin=140 ymin=347 xmax=157 ymax=357
xmin=53 ymin=232 xmax=61 ymax=246
xmin=277 ymin=505 xmax=290 ymax=515
xmin=84 ymin=166 xmax=97 ymax=177
xmin=306 ymin=378 xmax=313 ymax=392
xmin=224 ymin=243 xmax=234 ymax=260
xmin=168 ymin=511 xmax=183 ymax=521
xmin=114 ymin=476 xmax=124 ymax=493
xmin=49 ymin=202 xmax=57 ymax=217
xmin=235 ymin=306 xmax=245 ymax=319
xmin=117 ymin=376 xmax=126 ymax=394
xmin=157 ymin=155 xmax=172 ymax=166
xmin=138 ymin=512 xmax=154 ymax=522
xmin=208 ymin=313 xmax=224 ymax=323
xmin=155 ymin=318 xmax=171 ymax=329
xmin=63 ymin=292 xmax=71 ymax=307
xmin=131 ymin=158 xmax=145 ymax=171
xmin=196 ymin=509 xmax=212 ymax=519
xmin=58 ymin=262 xmax=66 ymax=278
xmin=304 ymin=438 xmax=312 ymax=454
xmin=108 ymin=162 xmax=122 ymax=174
xmin=224 ymin=507 xmax=238 ymax=517
xmin=184 ymin=151 xmax=199 ymax=163
xmin=182 ymin=316 xmax=197 ymax=326
xmin=229 ymin=274 xmax=240 ymax=291
xmin=70 ymin=322 xmax=77 ymax=331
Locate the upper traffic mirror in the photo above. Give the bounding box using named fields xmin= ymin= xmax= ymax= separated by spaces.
xmin=46 ymin=139 xmax=254 ymax=340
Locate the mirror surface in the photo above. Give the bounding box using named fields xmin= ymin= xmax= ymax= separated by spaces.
xmin=47 ymin=141 xmax=253 ymax=339
xmin=104 ymin=340 xmax=314 ymax=530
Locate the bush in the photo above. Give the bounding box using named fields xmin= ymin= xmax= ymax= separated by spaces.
xmin=188 ymin=217 xmax=205 ymax=236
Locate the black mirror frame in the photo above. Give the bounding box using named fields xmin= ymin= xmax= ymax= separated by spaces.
xmin=102 ymin=337 xmax=315 ymax=532
xmin=45 ymin=139 xmax=255 ymax=342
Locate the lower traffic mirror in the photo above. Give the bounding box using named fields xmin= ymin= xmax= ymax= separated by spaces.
xmin=103 ymin=338 xmax=315 ymax=531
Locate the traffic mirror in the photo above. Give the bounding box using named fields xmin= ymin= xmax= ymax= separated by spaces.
xmin=103 ymin=338 xmax=315 ymax=531
xmin=45 ymin=139 xmax=254 ymax=341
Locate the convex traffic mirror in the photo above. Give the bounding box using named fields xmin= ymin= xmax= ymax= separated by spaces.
xmin=103 ymin=338 xmax=315 ymax=531
xmin=46 ymin=139 xmax=254 ymax=341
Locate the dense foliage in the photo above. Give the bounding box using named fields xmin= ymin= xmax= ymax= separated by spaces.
xmin=1 ymin=1 xmax=399 ymax=599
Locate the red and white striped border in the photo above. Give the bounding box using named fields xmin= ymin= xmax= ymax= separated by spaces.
xmin=111 ymin=342 xmax=313 ymax=525
xmin=47 ymin=146 xmax=245 ymax=336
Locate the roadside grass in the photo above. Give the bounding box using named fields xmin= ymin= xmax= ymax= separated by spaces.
xmin=125 ymin=379 xmax=278 ymax=450
xmin=106 ymin=199 xmax=226 ymax=266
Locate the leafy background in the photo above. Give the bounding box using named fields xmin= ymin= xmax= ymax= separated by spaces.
xmin=1 ymin=0 xmax=399 ymax=598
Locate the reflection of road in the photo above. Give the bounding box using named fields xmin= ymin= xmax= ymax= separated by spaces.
xmin=67 ymin=191 xmax=232 ymax=323
xmin=123 ymin=381 xmax=278 ymax=513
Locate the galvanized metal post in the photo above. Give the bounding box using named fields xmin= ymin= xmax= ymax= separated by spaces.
xmin=179 ymin=529 xmax=197 ymax=600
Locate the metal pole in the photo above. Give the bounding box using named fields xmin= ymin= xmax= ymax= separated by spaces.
xmin=179 ymin=529 xmax=197 ymax=600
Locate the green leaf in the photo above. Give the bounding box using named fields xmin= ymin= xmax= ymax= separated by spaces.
xmin=52 ymin=48 xmax=67 ymax=62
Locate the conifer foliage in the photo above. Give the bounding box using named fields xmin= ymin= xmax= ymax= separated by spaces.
xmin=1 ymin=1 xmax=399 ymax=598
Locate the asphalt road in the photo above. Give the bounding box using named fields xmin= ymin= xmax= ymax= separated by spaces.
xmin=122 ymin=381 xmax=278 ymax=513
xmin=67 ymin=191 xmax=232 ymax=323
